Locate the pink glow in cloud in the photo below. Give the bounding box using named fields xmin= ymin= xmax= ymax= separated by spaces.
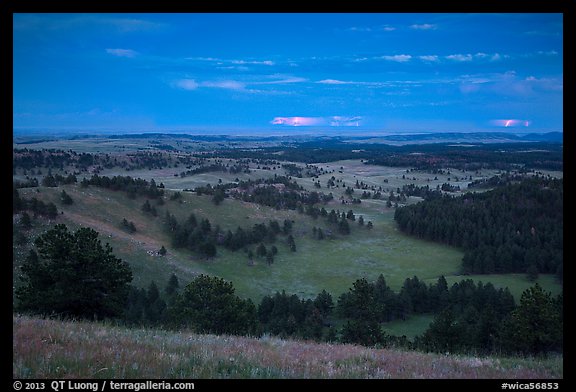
xmin=271 ymin=116 xmax=362 ymax=127
xmin=490 ymin=119 xmax=531 ymax=127
xmin=271 ymin=117 xmax=325 ymax=126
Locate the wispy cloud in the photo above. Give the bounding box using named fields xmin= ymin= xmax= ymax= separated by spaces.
xmin=347 ymin=25 xmax=396 ymax=32
xmin=410 ymin=23 xmax=437 ymax=30
xmin=445 ymin=54 xmax=473 ymax=62
xmin=457 ymin=71 xmax=563 ymax=97
xmin=316 ymin=79 xmax=352 ymax=85
xmin=380 ymin=54 xmax=412 ymax=62
xmin=445 ymin=52 xmax=507 ymax=63
xmin=231 ymin=60 xmax=275 ymax=66
xmin=173 ymin=79 xmax=199 ymax=90
xmin=419 ymin=55 xmax=440 ymax=63
xmin=251 ymin=75 xmax=307 ymax=85
xmin=172 ymin=74 xmax=306 ymax=94
xmin=186 ymin=57 xmax=276 ymax=67
xmin=105 ymin=48 xmax=139 ymax=58
xmin=537 ymin=50 xmax=559 ymax=56
xmin=201 ymin=80 xmax=246 ymax=90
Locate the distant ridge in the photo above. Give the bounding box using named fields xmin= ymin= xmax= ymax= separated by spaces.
xmin=12 ymin=130 xmax=563 ymax=146
xmin=367 ymin=132 xmax=563 ymax=144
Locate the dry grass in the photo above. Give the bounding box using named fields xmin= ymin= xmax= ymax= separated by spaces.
xmin=13 ymin=315 xmax=562 ymax=379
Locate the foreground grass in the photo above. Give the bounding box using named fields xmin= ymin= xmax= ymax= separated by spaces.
xmin=13 ymin=315 xmax=562 ymax=379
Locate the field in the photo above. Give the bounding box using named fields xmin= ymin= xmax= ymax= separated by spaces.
xmin=13 ymin=315 xmax=563 ymax=379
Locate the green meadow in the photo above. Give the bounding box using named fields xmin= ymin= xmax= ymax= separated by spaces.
xmin=15 ymin=178 xmax=561 ymax=306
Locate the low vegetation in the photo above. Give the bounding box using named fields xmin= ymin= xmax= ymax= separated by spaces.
xmin=13 ymin=315 xmax=562 ymax=379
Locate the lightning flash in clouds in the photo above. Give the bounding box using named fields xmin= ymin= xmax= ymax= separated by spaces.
xmin=490 ymin=119 xmax=531 ymax=128
xmin=271 ymin=116 xmax=362 ymax=127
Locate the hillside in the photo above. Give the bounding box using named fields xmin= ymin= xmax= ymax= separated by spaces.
xmin=13 ymin=315 xmax=562 ymax=379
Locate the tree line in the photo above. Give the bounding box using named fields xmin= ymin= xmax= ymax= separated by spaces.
xmin=80 ymin=174 xmax=165 ymax=199
xmin=13 ymin=187 xmax=59 ymax=219
xmin=394 ymin=177 xmax=563 ymax=277
xmin=15 ymin=223 xmax=561 ymax=356
xmin=164 ymin=211 xmax=294 ymax=261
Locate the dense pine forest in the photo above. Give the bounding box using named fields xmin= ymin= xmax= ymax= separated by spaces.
xmin=394 ymin=177 xmax=563 ymax=277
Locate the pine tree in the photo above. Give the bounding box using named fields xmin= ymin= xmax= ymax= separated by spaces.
xmin=20 ymin=212 xmax=32 ymax=230
xmin=166 ymin=275 xmax=258 ymax=336
xmin=165 ymin=273 xmax=180 ymax=300
xmin=60 ymin=190 xmax=73 ymax=205
xmin=16 ymin=224 xmax=133 ymax=320
xmin=499 ymin=284 xmax=563 ymax=355
xmin=287 ymin=235 xmax=296 ymax=252
xmin=256 ymin=243 xmax=267 ymax=258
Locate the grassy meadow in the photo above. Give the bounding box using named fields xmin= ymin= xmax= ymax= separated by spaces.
xmin=14 ymin=183 xmax=465 ymax=301
xmin=13 ymin=315 xmax=563 ymax=379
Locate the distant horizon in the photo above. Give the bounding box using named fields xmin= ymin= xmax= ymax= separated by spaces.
xmin=12 ymin=127 xmax=563 ymax=139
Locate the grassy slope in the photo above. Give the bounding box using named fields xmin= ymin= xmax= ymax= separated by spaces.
xmin=13 ymin=315 xmax=562 ymax=379
xmin=15 ymin=184 xmax=465 ymax=302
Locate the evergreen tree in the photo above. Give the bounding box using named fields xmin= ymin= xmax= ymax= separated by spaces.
xmin=20 ymin=212 xmax=32 ymax=230
xmin=421 ymin=309 xmax=463 ymax=353
xmin=16 ymin=224 xmax=133 ymax=320
xmin=499 ymin=284 xmax=562 ymax=355
xmin=256 ymin=243 xmax=267 ymax=258
xmin=167 ymin=275 xmax=258 ymax=336
xmin=124 ymin=286 xmax=146 ymax=325
xmin=527 ymin=263 xmax=539 ymax=282
xmin=144 ymin=281 xmax=166 ymax=324
xmin=283 ymin=219 xmax=293 ymax=234
xmin=165 ymin=273 xmax=180 ymax=297
xmin=60 ymin=190 xmax=73 ymax=205
xmin=341 ymin=319 xmax=384 ymax=347
xmin=313 ymin=290 xmax=334 ymax=318
xmin=287 ymin=235 xmax=296 ymax=252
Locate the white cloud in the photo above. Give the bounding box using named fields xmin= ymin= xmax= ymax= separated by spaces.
xmin=446 ymin=54 xmax=473 ymax=62
xmin=347 ymin=25 xmax=395 ymax=32
xmin=380 ymin=54 xmax=412 ymax=62
xmin=410 ymin=23 xmax=437 ymax=30
xmin=172 ymin=74 xmax=306 ymax=94
xmin=201 ymin=80 xmax=246 ymax=90
xmin=106 ymin=48 xmax=139 ymax=58
xmin=316 ymin=79 xmax=351 ymax=85
xmin=537 ymin=50 xmax=559 ymax=56
xmin=231 ymin=60 xmax=275 ymax=66
xmin=347 ymin=26 xmax=373 ymax=32
xmin=174 ymin=79 xmax=199 ymax=90
xmin=253 ymin=75 xmax=307 ymax=85
xmin=419 ymin=55 xmax=440 ymax=62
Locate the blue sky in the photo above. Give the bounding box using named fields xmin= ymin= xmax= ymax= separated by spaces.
xmin=13 ymin=13 xmax=563 ymax=134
